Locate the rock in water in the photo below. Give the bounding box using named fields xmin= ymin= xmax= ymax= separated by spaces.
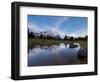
xmin=77 ymin=48 xmax=87 ymax=57
xmin=69 ymin=42 xmax=79 ymax=48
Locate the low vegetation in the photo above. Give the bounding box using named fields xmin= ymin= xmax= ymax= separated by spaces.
xmin=28 ymin=38 xmax=87 ymax=48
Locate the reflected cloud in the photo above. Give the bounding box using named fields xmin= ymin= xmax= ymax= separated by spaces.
xmin=28 ymin=43 xmax=87 ymax=66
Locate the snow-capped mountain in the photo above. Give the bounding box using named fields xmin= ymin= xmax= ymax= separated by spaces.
xmin=30 ymin=30 xmax=62 ymax=39
xmin=41 ymin=30 xmax=60 ymax=36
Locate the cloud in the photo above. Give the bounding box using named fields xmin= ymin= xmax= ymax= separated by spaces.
xmin=28 ymin=16 xmax=87 ymax=38
xmin=53 ymin=17 xmax=87 ymax=37
xmin=28 ymin=22 xmax=43 ymax=33
xmin=50 ymin=17 xmax=69 ymax=38
xmin=28 ymin=17 xmax=68 ymax=36
xmin=55 ymin=17 xmax=69 ymax=28
xmin=67 ymin=29 xmax=87 ymax=37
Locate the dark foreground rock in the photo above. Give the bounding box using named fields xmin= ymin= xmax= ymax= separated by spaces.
xmin=77 ymin=48 xmax=87 ymax=57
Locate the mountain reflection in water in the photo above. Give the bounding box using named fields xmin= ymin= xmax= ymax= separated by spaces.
xmin=28 ymin=43 xmax=87 ymax=66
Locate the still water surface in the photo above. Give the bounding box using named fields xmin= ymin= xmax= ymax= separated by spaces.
xmin=28 ymin=43 xmax=87 ymax=66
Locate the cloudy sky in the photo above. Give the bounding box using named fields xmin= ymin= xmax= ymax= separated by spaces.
xmin=28 ymin=15 xmax=88 ymax=38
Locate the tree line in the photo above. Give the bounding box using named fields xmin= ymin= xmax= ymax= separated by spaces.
xmin=28 ymin=30 xmax=88 ymax=41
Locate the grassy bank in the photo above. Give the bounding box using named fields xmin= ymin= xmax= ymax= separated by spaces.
xmin=28 ymin=38 xmax=62 ymax=47
xmin=28 ymin=38 xmax=87 ymax=48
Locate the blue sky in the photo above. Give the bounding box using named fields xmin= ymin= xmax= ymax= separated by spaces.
xmin=28 ymin=15 xmax=88 ymax=38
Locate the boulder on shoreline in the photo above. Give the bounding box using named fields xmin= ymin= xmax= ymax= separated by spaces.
xmin=77 ymin=48 xmax=87 ymax=57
